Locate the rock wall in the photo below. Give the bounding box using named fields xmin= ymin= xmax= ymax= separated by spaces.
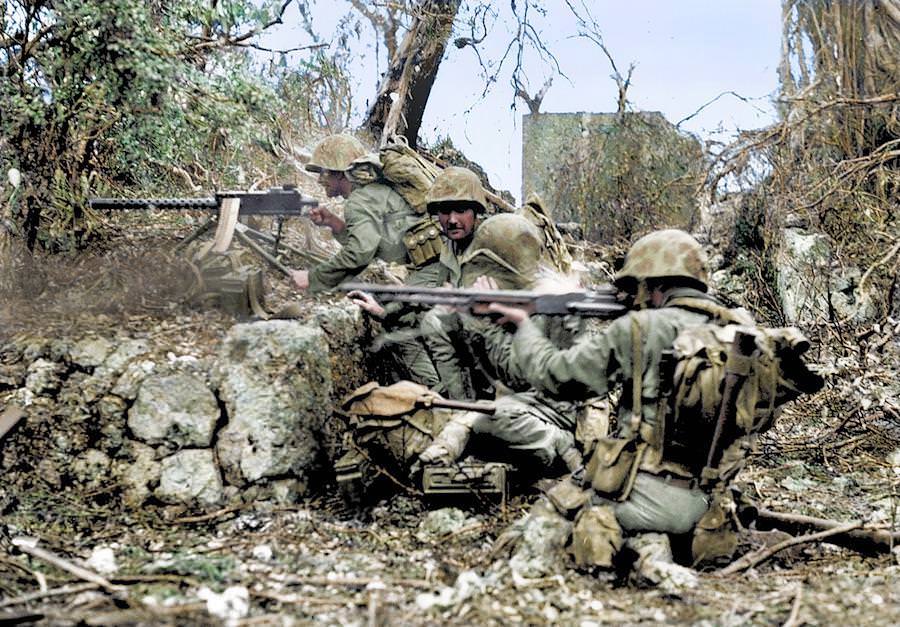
xmin=522 ymin=111 xmax=703 ymax=243
xmin=0 ymin=302 xmax=368 ymax=511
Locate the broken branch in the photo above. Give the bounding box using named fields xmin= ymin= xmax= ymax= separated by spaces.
xmin=718 ymin=521 xmax=862 ymax=576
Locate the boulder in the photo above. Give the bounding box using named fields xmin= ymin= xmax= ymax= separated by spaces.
xmin=69 ymin=337 xmax=114 ymax=370
xmin=128 ymin=374 xmax=219 ymax=448
xmin=508 ymin=499 xmax=573 ymax=579
xmin=25 ymin=358 xmax=66 ymax=395
xmin=777 ymin=228 xmax=876 ymax=325
xmin=117 ymin=441 xmax=162 ymax=506
xmin=214 ymin=321 xmax=332 ymax=487
xmin=156 ymin=449 xmax=223 ymax=506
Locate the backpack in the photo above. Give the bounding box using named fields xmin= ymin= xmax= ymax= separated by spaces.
xmin=517 ymin=192 xmax=574 ymax=274
xmin=658 ymin=297 xmax=824 ymax=480
xmin=339 ymin=381 xmax=451 ymax=475
xmin=346 ymin=136 xmax=441 ymax=214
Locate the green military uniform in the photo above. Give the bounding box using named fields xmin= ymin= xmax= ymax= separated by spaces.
xmin=419 ymin=214 xmax=584 ymax=472
xmin=513 ymin=286 xmax=716 ymax=532
xmin=308 ymin=181 xmax=442 ymax=292
xmin=304 ymin=135 xmax=444 ymax=388
xmin=507 ymin=229 xmax=742 ymax=569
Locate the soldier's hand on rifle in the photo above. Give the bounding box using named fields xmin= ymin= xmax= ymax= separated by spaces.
xmin=486 ymin=302 xmax=530 ymax=326
xmin=290 ymin=269 xmax=310 ymax=291
xmin=469 ymin=275 xmax=500 ymax=315
xmin=308 ymin=206 xmax=346 ymax=235
xmin=347 ymin=290 xmax=386 ymax=319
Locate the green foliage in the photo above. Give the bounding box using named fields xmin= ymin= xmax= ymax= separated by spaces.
xmin=0 ymin=0 xmax=330 ymax=250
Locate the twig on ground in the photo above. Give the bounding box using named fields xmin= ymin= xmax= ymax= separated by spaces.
xmin=281 ymin=575 xmax=433 ymax=590
xmin=11 ymin=538 xmax=126 ymax=596
xmin=0 ymin=582 xmax=99 ymax=609
xmin=173 ymin=504 xmax=245 ymax=524
xmin=718 ymin=521 xmax=862 ymax=576
xmin=782 ymin=584 xmax=804 ymax=627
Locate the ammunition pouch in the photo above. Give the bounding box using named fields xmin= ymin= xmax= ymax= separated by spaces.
xmin=691 ymin=488 xmax=739 ymax=567
xmin=584 ymin=437 xmax=646 ymax=501
xmin=403 ymin=218 xmax=444 ymax=268
xmin=567 ymin=505 xmax=623 ymax=568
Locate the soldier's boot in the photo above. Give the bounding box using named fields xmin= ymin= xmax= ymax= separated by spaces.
xmin=626 ymin=533 xmax=698 ymax=594
xmin=419 ymin=420 xmax=473 ymax=465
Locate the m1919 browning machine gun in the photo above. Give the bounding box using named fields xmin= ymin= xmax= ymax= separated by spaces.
xmin=89 ymin=186 xmax=323 ymax=270
xmin=338 ymin=282 xmax=627 ymax=318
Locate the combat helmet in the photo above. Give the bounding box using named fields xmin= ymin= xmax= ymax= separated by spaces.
xmin=460 ymin=214 xmax=543 ymax=289
xmin=614 ymin=229 xmax=709 ymax=292
xmin=305 ymin=134 xmax=367 ymax=173
xmin=426 ymin=166 xmax=488 ymax=214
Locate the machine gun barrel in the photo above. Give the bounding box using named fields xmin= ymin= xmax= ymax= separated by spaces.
xmin=88 ymin=186 xmax=318 ymax=216
xmin=339 ymin=282 xmax=626 ymax=318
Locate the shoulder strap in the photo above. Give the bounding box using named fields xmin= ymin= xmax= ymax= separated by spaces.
xmin=667 ymin=296 xmax=753 ymax=326
xmin=629 ymin=315 xmax=643 ymax=435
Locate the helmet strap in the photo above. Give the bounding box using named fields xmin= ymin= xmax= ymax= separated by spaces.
xmin=634 ymin=280 xmax=652 ymax=310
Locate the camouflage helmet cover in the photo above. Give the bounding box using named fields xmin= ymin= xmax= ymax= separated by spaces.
xmin=426 ymin=166 xmax=488 ymax=213
xmin=306 ymin=134 xmax=367 ymax=173
xmin=614 ymin=229 xmax=709 ymax=291
xmin=460 ymin=214 xmax=543 ymax=289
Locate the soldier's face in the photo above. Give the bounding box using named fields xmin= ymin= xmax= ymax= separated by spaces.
xmin=437 ymin=207 xmax=476 ymax=241
xmin=319 ymin=170 xmax=351 ymax=198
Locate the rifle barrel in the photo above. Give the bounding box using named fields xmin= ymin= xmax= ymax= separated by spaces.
xmin=88 ymin=187 xmax=318 ymax=216
xmin=89 ymin=197 xmax=218 ymax=210
xmin=338 ymin=282 xmax=626 ymax=318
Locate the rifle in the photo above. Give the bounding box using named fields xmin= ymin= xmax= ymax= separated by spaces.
xmin=338 ymin=282 xmax=627 ymax=318
xmin=89 ymin=185 xmax=318 ymax=256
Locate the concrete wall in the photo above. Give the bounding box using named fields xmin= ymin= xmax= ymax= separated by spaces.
xmin=522 ymin=111 xmax=703 ymax=242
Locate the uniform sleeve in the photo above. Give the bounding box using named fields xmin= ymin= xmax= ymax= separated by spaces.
xmin=381 ymin=260 xmax=450 ymax=325
xmin=308 ymin=190 xmax=382 ymax=292
xmin=512 ymin=316 xmax=630 ymax=400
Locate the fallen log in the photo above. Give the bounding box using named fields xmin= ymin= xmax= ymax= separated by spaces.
xmin=754 ymin=508 xmax=900 ymax=555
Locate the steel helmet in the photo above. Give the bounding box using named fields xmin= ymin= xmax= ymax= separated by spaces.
xmin=460 ymin=214 xmax=543 ymax=289
xmin=426 ymin=166 xmax=488 ymax=214
xmin=614 ymin=229 xmax=709 ymax=291
xmin=305 ymin=134 xmax=367 ymax=173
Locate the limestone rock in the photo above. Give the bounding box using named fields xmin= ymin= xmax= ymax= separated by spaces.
xmin=627 ymin=532 xmax=698 ymax=595
xmin=127 ymin=374 xmax=219 ymax=448
xmin=69 ymin=337 xmax=114 ymax=369
xmin=508 ymin=499 xmax=573 ymax=579
xmin=156 ymin=449 xmax=223 ymax=506
xmin=111 ymin=359 xmax=158 ymax=401
xmin=25 ymin=358 xmax=66 ymax=395
xmin=214 ymin=321 xmax=332 ymax=487
xmin=416 ymin=508 xmax=478 ymax=541
xmin=777 ymin=228 xmax=876 ymax=324
xmin=117 ymin=441 xmax=161 ymax=506
xmin=81 ymin=339 xmax=151 ymax=403
xmin=71 ymin=449 xmax=112 ymax=489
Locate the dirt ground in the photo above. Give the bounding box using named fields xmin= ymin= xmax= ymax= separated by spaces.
xmin=1 ymin=218 xmax=899 ymax=626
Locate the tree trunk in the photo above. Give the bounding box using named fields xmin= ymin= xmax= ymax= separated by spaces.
xmin=362 ymin=0 xmax=461 ymax=148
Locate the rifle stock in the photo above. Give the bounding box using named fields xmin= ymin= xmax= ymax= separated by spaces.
xmin=339 ymin=282 xmax=626 ymax=318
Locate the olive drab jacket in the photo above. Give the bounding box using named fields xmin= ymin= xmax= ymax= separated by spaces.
xmin=308 ymin=182 xmax=430 ymax=292
xmin=511 ymin=287 xmax=719 ymax=448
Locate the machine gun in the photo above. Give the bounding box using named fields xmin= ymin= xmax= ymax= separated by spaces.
xmin=89 ymin=185 xmax=321 ymax=262
xmin=338 ymin=282 xmax=627 ymax=318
